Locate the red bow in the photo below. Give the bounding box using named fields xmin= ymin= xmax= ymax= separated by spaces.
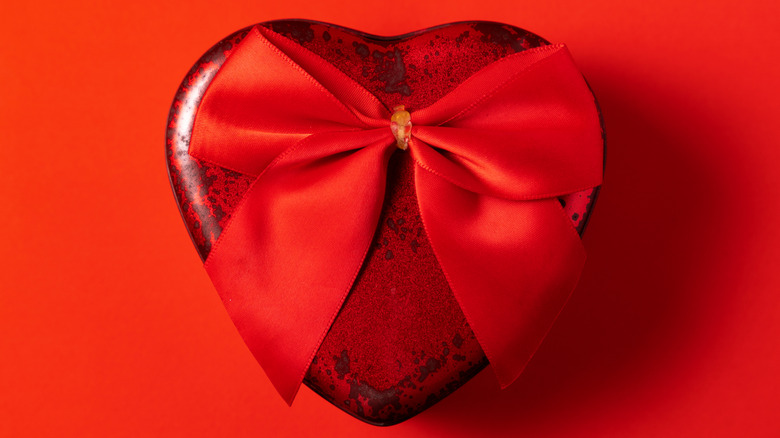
xmin=189 ymin=25 xmax=603 ymax=404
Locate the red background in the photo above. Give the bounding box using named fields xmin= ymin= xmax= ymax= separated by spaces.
xmin=2 ymin=1 xmax=779 ymax=436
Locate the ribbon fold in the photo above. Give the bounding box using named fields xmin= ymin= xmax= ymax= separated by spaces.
xmin=190 ymin=25 xmax=603 ymax=404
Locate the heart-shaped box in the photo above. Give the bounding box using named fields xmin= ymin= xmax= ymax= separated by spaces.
xmin=166 ymin=20 xmax=603 ymax=426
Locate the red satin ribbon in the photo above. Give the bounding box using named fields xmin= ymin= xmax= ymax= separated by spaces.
xmin=189 ymin=25 xmax=603 ymax=404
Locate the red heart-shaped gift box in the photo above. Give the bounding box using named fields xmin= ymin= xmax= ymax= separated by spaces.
xmin=166 ymin=20 xmax=603 ymax=426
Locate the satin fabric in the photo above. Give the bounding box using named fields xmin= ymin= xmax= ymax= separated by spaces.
xmin=189 ymin=25 xmax=603 ymax=404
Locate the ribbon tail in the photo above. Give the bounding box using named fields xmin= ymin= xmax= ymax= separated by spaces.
xmin=204 ymin=130 xmax=394 ymax=404
xmin=414 ymin=166 xmax=587 ymax=388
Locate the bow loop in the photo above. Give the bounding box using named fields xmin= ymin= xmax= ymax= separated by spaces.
xmin=190 ymin=27 xmax=390 ymax=176
xmin=409 ymin=44 xmax=602 ymax=200
xmin=410 ymin=123 xmax=601 ymax=200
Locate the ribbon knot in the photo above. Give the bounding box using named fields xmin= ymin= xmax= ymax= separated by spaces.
xmin=189 ymin=25 xmax=603 ymax=404
xmin=390 ymin=105 xmax=412 ymax=150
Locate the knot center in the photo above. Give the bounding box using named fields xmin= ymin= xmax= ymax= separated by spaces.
xmin=390 ymin=105 xmax=412 ymax=150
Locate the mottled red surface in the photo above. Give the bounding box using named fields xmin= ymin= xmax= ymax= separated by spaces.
xmin=166 ymin=20 xmax=602 ymax=425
